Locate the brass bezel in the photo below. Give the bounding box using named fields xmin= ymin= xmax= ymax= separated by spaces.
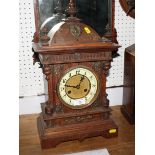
xmin=57 ymin=65 xmax=100 ymax=109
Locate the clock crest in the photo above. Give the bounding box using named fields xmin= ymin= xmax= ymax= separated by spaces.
xmin=70 ymin=25 xmax=82 ymax=38
xmin=32 ymin=0 xmax=120 ymax=149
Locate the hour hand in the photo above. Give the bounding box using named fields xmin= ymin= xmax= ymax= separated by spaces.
xmin=65 ymin=84 xmax=77 ymax=88
xmin=80 ymin=75 xmax=85 ymax=82
xmin=78 ymin=75 xmax=85 ymax=86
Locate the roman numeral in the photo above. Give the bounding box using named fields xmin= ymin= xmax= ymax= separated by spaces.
xmin=90 ymin=76 xmax=93 ymax=79
xmin=60 ymin=87 xmax=64 ymax=91
xmin=76 ymin=70 xmax=80 ymax=74
xmin=63 ymin=94 xmax=67 ymax=97
xmin=63 ymin=79 xmax=66 ymax=83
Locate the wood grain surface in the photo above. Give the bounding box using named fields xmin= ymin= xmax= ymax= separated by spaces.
xmin=19 ymin=106 xmax=135 ymax=155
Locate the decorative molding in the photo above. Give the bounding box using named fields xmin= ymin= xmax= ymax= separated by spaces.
xmin=45 ymin=120 xmax=54 ymax=128
xmin=103 ymin=61 xmax=111 ymax=76
xmin=42 ymin=101 xmax=54 ymax=115
xmin=103 ymin=112 xmax=110 ymax=119
xmin=32 ymin=49 xmax=43 ymax=68
xmin=53 ymin=64 xmax=64 ymax=75
xmin=40 ymin=27 xmax=50 ymax=46
xmin=32 ymin=32 xmax=39 ymax=43
xmin=91 ymin=100 xmax=101 ymax=108
xmin=93 ymin=61 xmax=101 ymax=72
xmin=45 ymin=104 xmax=54 ymax=115
xmin=43 ymin=65 xmax=51 ymax=80
xmin=55 ymin=104 xmax=64 ymax=113
xmin=64 ymin=115 xmax=93 ymax=124
xmin=41 ymin=52 xmax=111 ymax=64
xmin=70 ymin=25 xmax=82 ymax=38
xmin=66 ymin=0 xmax=77 ymax=17
xmin=104 ymin=93 xmax=110 ymax=108
xmin=74 ymin=53 xmax=81 ymax=60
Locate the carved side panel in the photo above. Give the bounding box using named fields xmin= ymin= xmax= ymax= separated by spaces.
xmin=43 ymin=111 xmax=111 ymax=128
xmin=97 ymin=60 xmax=111 ymax=108
xmin=42 ymin=65 xmax=54 ymax=115
xmin=52 ymin=64 xmax=64 ymax=113
xmin=44 ymin=112 xmax=110 ymax=128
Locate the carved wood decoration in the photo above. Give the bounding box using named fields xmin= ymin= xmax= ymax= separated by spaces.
xmin=33 ymin=0 xmax=118 ymax=43
xmin=32 ymin=0 xmax=120 ymax=149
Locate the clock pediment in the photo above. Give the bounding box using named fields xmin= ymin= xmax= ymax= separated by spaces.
xmin=48 ymin=21 xmax=101 ymax=46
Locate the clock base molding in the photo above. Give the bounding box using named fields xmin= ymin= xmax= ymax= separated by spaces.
xmin=37 ymin=115 xmax=118 ymax=149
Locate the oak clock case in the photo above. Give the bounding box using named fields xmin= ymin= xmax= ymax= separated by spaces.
xmin=32 ymin=0 xmax=120 ymax=149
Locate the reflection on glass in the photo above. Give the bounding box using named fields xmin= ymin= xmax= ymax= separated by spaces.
xmin=39 ymin=0 xmax=66 ymax=33
xmin=40 ymin=13 xmax=66 ymax=31
xmin=38 ymin=0 xmax=110 ymax=37
xmin=76 ymin=0 xmax=108 ymax=36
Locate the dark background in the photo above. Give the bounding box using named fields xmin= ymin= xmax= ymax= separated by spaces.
xmin=39 ymin=0 xmax=109 ymax=36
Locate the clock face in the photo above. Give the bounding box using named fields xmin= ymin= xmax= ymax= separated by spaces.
xmin=58 ymin=67 xmax=99 ymax=109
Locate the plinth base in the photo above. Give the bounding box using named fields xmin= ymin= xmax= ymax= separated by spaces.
xmin=37 ymin=115 xmax=118 ymax=149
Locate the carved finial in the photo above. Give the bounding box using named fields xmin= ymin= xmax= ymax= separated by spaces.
xmin=40 ymin=27 xmax=50 ymax=46
xmin=66 ymin=0 xmax=77 ymax=17
xmin=54 ymin=0 xmax=63 ymax=14
xmin=103 ymin=23 xmax=112 ymax=41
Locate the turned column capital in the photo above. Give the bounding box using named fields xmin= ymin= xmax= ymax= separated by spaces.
xmin=43 ymin=64 xmax=51 ymax=80
xmin=103 ymin=61 xmax=111 ymax=76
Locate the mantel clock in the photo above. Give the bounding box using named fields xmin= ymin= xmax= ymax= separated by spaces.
xmin=32 ymin=0 xmax=120 ymax=149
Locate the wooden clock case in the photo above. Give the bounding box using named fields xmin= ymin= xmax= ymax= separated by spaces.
xmin=32 ymin=0 xmax=120 ymax=149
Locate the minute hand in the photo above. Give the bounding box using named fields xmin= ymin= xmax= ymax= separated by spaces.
xmin=77 ymin=75 xmax=85 ymax=88
xmin=65 ymin=84 xmax=77 ymax=88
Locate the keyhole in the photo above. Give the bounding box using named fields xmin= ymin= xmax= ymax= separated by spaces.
xmin=68 ymin=90 xmax=71 ymax=94
xmin=84 ymin=89 xmax=87 ymax=92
